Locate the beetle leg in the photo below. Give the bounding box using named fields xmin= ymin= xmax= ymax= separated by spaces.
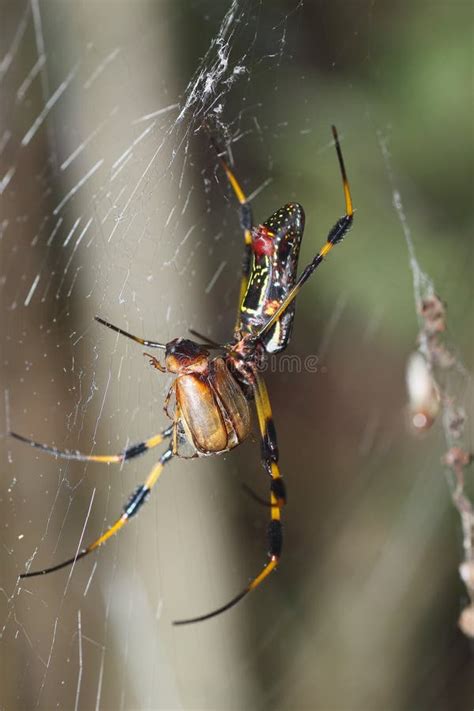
xmin=163 ymin=382 xmax=176 ymax=421
xmin=172 ymin=401 xmax=180 ymax=455
xmin=144 ymin=352 xmax=166 ymax=372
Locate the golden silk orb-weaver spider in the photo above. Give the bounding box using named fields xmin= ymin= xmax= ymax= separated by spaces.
xmin=11 ymin=126 xmax=354 ymax=625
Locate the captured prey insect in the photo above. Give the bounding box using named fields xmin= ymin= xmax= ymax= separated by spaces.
xmin=11 ymin=126 xmax=354 ymax=625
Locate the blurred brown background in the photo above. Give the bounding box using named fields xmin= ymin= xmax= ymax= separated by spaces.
xmin=1 ymin=1 xmax=472 ymax=710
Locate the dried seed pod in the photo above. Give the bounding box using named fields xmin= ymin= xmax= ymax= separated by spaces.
xmin=458 ymin=603 xmax=474 ymax=638
xmin=444 ymin=447 xmax=472 ymax=470
xmin=419 ymin=293 xmax=446 ymax=334
xmin=459 ymin=561 xmax=474 ymax=591
xmin=406 ymin=351 xmax=440 ymax=431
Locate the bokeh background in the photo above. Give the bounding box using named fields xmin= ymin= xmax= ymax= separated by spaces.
xmin=1 ymin=1 xmax=472 ymax=710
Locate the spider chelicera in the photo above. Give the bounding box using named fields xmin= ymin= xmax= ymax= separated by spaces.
xmin=11 ymin=126 xmax=354 ymax=625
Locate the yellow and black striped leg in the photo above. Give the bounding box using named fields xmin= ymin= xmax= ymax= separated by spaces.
xmin=10 ymin=425 xmax=173 ymax=464
xmin=173 ymin=371 xmax=283 ymax=625
xmin=19 ymin=446 xmax=174 ymax=579
xmin=253 ymin=371 xmax=286 ymax=508
xmin=211 ymin=139 xmax=254 ymax=328
xmin=95 ymin=316 xmax=166 ymax=350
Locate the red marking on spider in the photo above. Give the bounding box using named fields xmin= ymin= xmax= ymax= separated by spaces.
xmin=251 ymin=225 xmax=275 ymax=256
xmin=264 ymin=299 xmax=280 ymax=316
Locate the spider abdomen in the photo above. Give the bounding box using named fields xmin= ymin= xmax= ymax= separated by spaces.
xmin=238 ymin=203 xmax=305 ymax=354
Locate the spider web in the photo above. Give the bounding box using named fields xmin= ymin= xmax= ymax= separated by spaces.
xmin=1 ymin=2 xmax=473 ymax=710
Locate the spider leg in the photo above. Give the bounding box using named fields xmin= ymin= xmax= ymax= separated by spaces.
xmin=95 ymin=316 xmax=166 ymax=349
xmin=173 ymin=371 xmax=283 ymax=625
xmin=255 ymin=125 xmax=355 ymax=342
xmin=241 ymin=369 xmax=289 ymax=508
xmin=211 ymin=138 xmax=254 ymax=330
xmin=19 ymin=446 xmax=174 ymax=579
xmin=252 ymin=372 xmax=286 ymax=507
xmin=10 ymin=425 xmax=173 ymax=464
xmin=241 ymin=483 xmax=281 ymax=508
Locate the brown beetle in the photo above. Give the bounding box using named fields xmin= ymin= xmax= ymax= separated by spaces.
xmin=159 ymin=338 xmax=251 ymax=455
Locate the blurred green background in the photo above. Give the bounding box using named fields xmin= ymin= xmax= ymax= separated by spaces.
xmin=1 ymin=1 xmax=472 ymax=710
